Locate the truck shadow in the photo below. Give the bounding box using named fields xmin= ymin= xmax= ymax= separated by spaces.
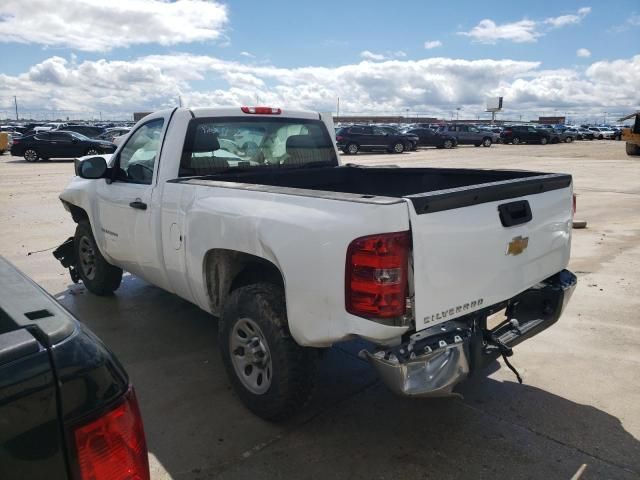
xmin=54 ymin=276 xmax=640 ymax=480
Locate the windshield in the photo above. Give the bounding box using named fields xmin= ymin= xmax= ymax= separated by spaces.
xmin=179 ymin=117 xmax=337 ymax=177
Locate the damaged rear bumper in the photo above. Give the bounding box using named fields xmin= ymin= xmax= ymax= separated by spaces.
xmin=360 ymin=269 xmax=577 ymax=397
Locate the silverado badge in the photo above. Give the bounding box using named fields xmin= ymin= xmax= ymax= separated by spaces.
xmin=507 ymin=235 xmax=529 ymax=256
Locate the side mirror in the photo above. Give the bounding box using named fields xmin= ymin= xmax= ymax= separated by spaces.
xmin=77 ymin=156 xmax=108 ymax=179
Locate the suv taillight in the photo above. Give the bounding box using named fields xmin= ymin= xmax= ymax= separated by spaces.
xmin=345 ymin=231 xmax=410 ymax=319
xmin=12 ymin=139 xmax=19 ymax=145
xmin=336 ymin=135 xmax=344 ymax=142
xmin=73 ymin=387 xmax=149 ymax=480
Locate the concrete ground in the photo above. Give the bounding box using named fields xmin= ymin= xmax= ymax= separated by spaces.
xmin=1 ymin=140 xmax=639 ymax=479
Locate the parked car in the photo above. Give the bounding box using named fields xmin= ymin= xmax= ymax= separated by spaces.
xmin=10 ymin=130 xmax=117 ymax=162
xmin=564 ymin=127 xmax=594 ymax=140
xmin=402 ymin=127 xmax=457 ymax=149
xmin=336 ymin=124 xmax=408 ymax=154
xmin=588 ymin=127 xmax=616 ymax=139
xmin=55 ymin=106 xmax=577 ymax=420
xmin=64 ymin=124 xmax=106 ymax=138
xmin=500 ymin=125 xmax=552 ymax=145
xmin=536 ymin=126 xmax=564 ymax=144
xmin=0 ymin=256 xmax=150 ymax=480
xmin=377 ymin=125 xmax=419 ymax=151
xmin=34 ymin=122 xmax=68 ymax=133
xmin=97 ymin=127 xmax=132 ymax=142
xmin=436 ymin=124 xmax=498 ymax=147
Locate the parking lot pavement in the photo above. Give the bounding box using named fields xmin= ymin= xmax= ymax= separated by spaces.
xmin=1 ymin=140 xmax=639 ymax=479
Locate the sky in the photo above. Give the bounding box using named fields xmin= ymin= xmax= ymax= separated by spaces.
xmin=0 ymin=0 xmax=638 ymax=122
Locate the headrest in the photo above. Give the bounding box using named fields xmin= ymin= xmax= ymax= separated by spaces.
xmin=286 ymin=135 xmax=317 ymax=150
xmin=190 ymin=132 xmax=220 ymax=153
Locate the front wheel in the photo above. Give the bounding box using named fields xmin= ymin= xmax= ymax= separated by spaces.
xmin=24 ymin=149 xmax=39 ymax=162
xmin=443 ymin=139 xmax=454 ymax=149
xmin=220 ymin=283 xmax=317 ymax=421
xmin=565 ymin=136 xmax=574 ymax=143
xmin=512 ymin=137 xmax=521 ymax=145
xmin=626 ymin=142 xmax=640 ymax=156
xmin=344 ymin=143 xmax=359 ymax=155
xmin=540 ymin=137 xmax=549 ymax=145
xmin=391 ymin=141 xmax=404 ymax=154
xmin=482 ymin=138 xmax=492 ymax=147
xmin=74 ymin=222 xmax=122 ymax=295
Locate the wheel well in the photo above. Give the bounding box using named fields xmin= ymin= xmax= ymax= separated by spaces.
xmin=63 ymin=202 xmax=89 ymax=223
xmin=204 ymin=249 xmax=285 ymax=316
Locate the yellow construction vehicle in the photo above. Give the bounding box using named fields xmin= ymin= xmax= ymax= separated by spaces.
xmin=0 ymin=131 xmax=11 ymax=155
xmin=619 ymin=111 xmax=640 ymax=156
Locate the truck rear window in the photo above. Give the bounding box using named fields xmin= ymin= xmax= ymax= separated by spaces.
xmin=179 ymin=117 xmax=338 ymax=176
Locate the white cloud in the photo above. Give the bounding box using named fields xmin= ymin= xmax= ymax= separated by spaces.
xmin=611 ymin=13 xmax=640 ymax=32
xmin=460 ymin=7 xmax=591 ymax=43
xmin=240 ymin=51 xmax=255 ymax=58
xmin=360 ymin=50 xmax=406 ymax=61
xmin=424 ymin=40 xmax=443 ymax=49
xmin=0 ymin=0 xmax=228 ymax=51
xmin=360 ymin=50 xmax=386 ymax=61
xmin=459 ymin=19 xmax=540 ymax=43
xmin=1 ymin=53 xmax=638 ymax=121
xmin=360 ymin=51 xmax=387 ymax=61
xmin=577 ymin=48 xmax=591 ymax=58
xmin=545 ymin=7 xmax=590 ymax=28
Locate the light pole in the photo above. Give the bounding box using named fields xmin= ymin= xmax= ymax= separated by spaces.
xmin=456 ymin=107 xmax=461 ymax=121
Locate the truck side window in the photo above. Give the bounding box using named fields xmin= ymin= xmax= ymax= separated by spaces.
xmin=116 ymin=119 xmax=164 ymax=184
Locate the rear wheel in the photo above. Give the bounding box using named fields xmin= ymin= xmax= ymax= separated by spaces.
xmin=220 ymin=283 xmax=317 ymax=421
xmin=443 ymin=139 xmax=454 ymax=149
xmin=512 ymin=137 xmax=521 ymax=145
xmin=24 ymin=149 xmax=39 ymax=162
xmin=344 ymin=143 xmax=359 ymax=155
xmin=74 ymin=222 xmax=122 ymax=295
xmin=565 ymin=136 xmax=574 ymax=143
xmin=482 ymin=138 xmax=492 ymax=147
xmin=540 ymin=137 xmax=549 ymax=145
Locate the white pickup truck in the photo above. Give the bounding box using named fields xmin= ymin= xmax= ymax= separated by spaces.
xmin=53 ymin=107 xmax=576 ymax=420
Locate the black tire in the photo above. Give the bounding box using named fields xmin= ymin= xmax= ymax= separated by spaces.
xmin=24 ymin=148 xmax=39 ymax=162
xmin=512 ymin=137 xmax=521 ymax=145
xmin=390 ymin=141 xmax=404 ymax=154
xmin=482 ymin=138 xmax=492 ymax=147
xmin=74 ymin=221 xmax=122 ymax=295
xmin=85 ymin=148 xmax=100 ymax=156
xmin=220 ymin=283 xmax=317 ymax=421
xmin=551 ymin=137 xmax=559 ymax=144
xmin=540 ymin=137 xmax=549 ymax=145
xmin=443 ymin=139 xmax=454 ymax=149
xmin=626 ymin=142 xmax=640 ymax=156
xmin=344 ymin=142 xmax=359 ymax=155
xmin=565 ymin=136 xmax=574 ymax=143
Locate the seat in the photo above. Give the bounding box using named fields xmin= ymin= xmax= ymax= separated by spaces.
xmin=283 ymin=135 xmax=328 ymax=166
xmin=179 ymin=132 xmax=229 ymax=176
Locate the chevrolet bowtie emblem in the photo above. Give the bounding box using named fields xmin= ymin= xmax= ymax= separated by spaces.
xmin=507 ymin=236 xmax=529 ymax=256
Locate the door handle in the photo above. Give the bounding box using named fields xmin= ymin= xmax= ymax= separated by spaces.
xmin=129 ymin=200 xmax=147 ymax=210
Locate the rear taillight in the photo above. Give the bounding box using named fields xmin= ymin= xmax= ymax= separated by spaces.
xmin=241 ymin=106 xmax=281 ymax=114
xmin=336 ymin=135 xmax=344 ymax=142
xmin=345 ymin=231 xmax=410 ymax=319
xmin=73 ymin=387 xmax=149 ymax=480
xmin=12 ymin=139 xmax=20 ymax=145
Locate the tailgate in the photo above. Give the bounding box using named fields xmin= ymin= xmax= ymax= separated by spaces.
xmin=405 ymin=174 xmax=573 ymax=330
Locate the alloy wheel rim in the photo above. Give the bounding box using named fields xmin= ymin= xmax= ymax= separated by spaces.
xmin=348 ymin=144 xmax=357 ymax=154
xmin=78 ymin=236 xmax=97 ymax=280
xmin=25 ymin=150 xmax=37 ymax=161
xmin=394 ymin=143 xmax=403 ymax=153
xmin=230 ymin=317 xmax=272 ymax=394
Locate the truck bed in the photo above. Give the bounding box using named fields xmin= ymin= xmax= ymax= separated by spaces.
xmin=174 ymin=165 xmax=571 ymax=213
